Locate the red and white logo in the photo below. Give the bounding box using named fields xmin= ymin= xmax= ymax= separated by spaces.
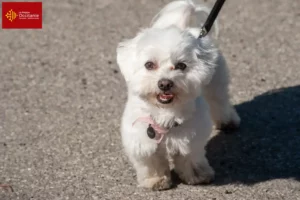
xmin=2 ymin=2 xmax=42 ymax=29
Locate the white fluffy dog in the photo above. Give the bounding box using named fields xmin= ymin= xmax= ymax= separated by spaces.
xmin=116 ymin=0 xmax=240 ymax=190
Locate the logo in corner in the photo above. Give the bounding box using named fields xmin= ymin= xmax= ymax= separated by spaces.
xmin=2 ymin=2 xmax=42 ymax=29
xmin=5 ymin=9 xmax=17 ymax=22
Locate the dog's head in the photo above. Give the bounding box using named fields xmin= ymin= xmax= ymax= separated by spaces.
xmin=117 ymin=1 xmax=218 ymax=108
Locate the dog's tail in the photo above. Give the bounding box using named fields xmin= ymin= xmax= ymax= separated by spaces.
xmin=150 ymin=0 xmax=219 ymax=38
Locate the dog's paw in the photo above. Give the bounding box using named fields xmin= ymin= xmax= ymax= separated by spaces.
xmin=151 ymin=176 xmax=172 ymax=191
xmin=193 ymin=164 xmax=215 ymax=184
xmin=177 ymin=164 xmax=215 ymax=185
xmin=139 ymin=176 xmax=172 ymax=191
xmin=219 ymin=120 xmax=240 ymax=131
xmin=216 ymin=108 xmax=241 ymax=131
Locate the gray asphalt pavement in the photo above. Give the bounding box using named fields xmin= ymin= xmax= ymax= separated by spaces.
xmin=0 ymin=0 xmax=300 ymax=199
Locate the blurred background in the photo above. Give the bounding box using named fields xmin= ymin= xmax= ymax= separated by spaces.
xmin=0 ymin=0 xmax=299 ymax=199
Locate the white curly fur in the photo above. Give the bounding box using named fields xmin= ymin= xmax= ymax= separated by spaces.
xmin=116 ymin=0 xmax=240 ymax=190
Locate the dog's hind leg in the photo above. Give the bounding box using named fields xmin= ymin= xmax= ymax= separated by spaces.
xmin=203 ymin=53 xmax=240 ymax=131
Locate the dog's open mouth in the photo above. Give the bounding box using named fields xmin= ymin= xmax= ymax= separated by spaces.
xmin=157 ymin=92 xmax=174 ymax=104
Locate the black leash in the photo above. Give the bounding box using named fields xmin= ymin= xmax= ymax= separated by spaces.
xmin=198 ymin=0 xmax=226 ymax=38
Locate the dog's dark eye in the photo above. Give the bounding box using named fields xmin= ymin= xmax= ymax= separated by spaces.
xmin=175 ymin=62 xmax=187 ymax=70
xmin=145 ymin=61 xmax=155 ymax=70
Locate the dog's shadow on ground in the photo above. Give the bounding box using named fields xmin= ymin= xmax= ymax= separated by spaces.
xmin=206 ymin=85 xmax=300 ymax=185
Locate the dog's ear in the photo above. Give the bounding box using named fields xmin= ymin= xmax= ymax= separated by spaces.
xmin=151 ymin=1 xmax=219 ymax=39
xmin=116 ymin=38 xmax=138 ymax=83
xmin=193 ymin=36 xmax=219 ymax=85
xmin=150 ymin=1 xmax=195 ymax=30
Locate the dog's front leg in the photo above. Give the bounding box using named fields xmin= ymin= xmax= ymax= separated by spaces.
xmin=173 ymin=150 xmax=214 ymax=185
xmin=130 ymin=147 xmax=172 ymax=191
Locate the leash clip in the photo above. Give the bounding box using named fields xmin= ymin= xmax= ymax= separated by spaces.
xmin=199 ymin=27 xmax=208 ymax=38
xmin=198 ymin=0 xmax=226 ymax=38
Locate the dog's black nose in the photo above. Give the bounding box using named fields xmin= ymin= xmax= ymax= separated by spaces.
xmin=158 ymin=79 xmax=174 ymax=91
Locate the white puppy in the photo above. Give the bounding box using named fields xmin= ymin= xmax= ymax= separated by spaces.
xmin=116 ymin=0 xmax=240 ymax=190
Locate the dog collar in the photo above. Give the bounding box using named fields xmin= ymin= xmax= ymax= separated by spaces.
xmin=132 ymin=116 xmax=169 ymax=143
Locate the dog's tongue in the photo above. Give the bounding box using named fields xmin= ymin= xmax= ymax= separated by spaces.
xmin=160 ymin=93 xmax=174 ymax=100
